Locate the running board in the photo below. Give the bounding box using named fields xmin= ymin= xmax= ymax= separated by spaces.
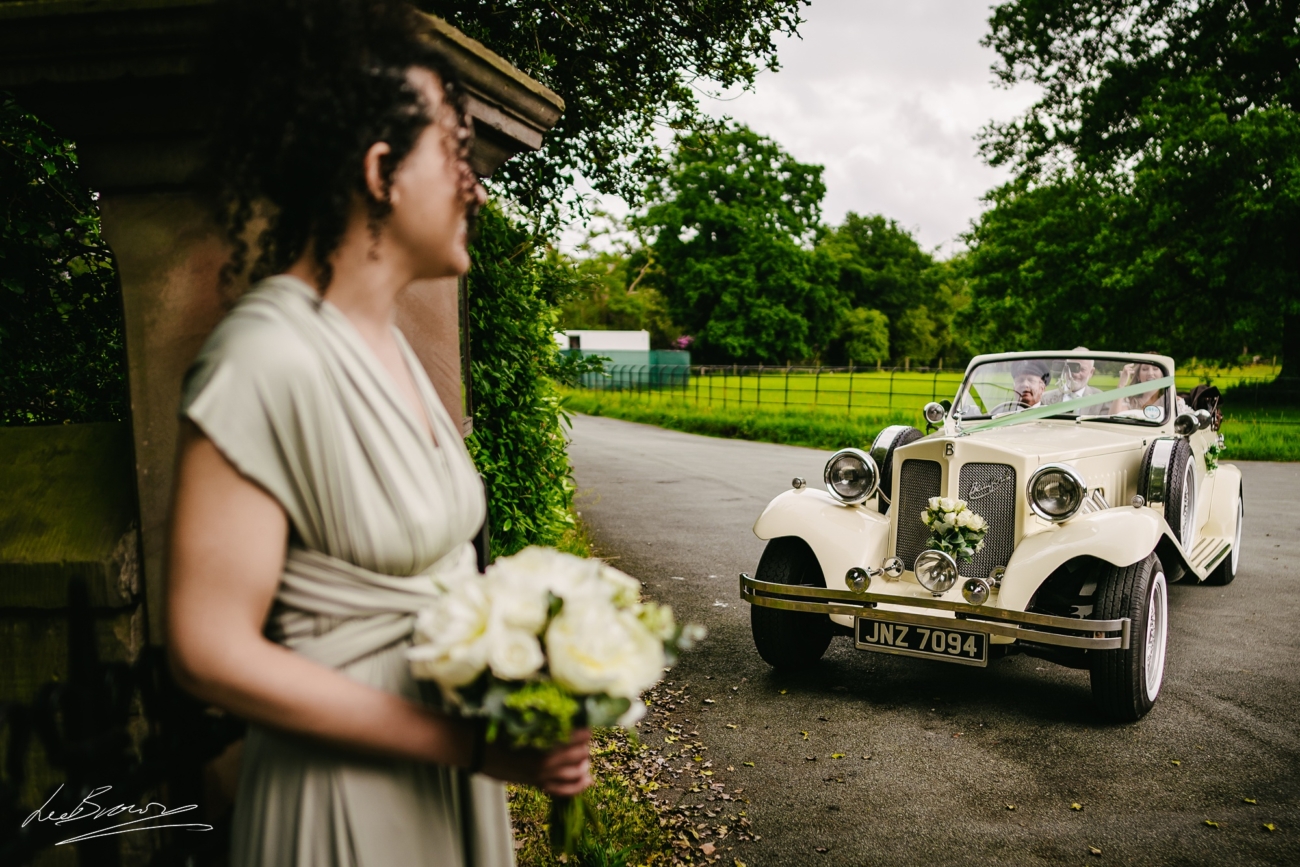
xmin=1180 ymin=534 xmax=1232 ymax=581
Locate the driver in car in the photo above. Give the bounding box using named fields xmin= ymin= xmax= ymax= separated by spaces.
xmin=992 ymin=360 xmax=1050 ymax=413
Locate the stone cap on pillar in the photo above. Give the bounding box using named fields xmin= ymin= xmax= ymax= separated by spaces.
xmin=0 ymin=0 xmax=565 ymax=190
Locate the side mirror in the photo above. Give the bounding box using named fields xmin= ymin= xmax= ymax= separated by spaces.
xmin=923 ymin=402 xmax=946 ymax=424
xmin=1173 ymin=412 xmax=1199 ymax=437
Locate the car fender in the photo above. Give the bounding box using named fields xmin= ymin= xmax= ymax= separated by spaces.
xmin=753 ymin=489 xmax=891 ymax=592
xmin=1200 ymin=462 xmax=1243 ymax=540
xmin=998 ymin=508 xmax=1170 ymax=611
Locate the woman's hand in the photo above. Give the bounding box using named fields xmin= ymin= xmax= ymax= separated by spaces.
xmin=480 ymin=728 xmax=593 ymax=796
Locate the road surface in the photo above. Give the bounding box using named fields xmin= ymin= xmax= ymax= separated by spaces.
xmin=568 ymin=413 xmax=1300 ymax=867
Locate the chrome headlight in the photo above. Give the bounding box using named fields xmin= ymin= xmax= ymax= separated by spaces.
xmin=823 ymin=448 xmax=879 ymax=505
xmin=914 ymin=550 xmax=959 ymax=596
xmin=1026 ymin=463 xmax=1087 ymax=522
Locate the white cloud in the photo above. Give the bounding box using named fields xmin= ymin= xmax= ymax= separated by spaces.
xmin=558 ymin=0 xmax=1039 ymax=257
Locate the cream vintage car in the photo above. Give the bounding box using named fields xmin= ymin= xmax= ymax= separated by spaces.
xmin=739 ymin=350 xmax=1242 ymax=721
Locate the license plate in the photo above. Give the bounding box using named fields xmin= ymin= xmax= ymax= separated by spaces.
xmin=856 ymin=617 xmax=989 ymax=667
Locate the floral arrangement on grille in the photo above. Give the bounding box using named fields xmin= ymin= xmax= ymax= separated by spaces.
xmin=921 ymin=497 xmax=989 ymax=562
xmin=407 ymin=546 xmax=704 ymax=852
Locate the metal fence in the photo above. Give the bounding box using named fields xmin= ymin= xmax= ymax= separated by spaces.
xmin=574 ymin=363 xmax=1300 ymax=422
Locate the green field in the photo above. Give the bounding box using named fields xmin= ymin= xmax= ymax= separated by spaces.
xmin=562 ymin=367 xmax=1300 ymax=461
xmin=582 ymin=364 xmax=1287 ymax=421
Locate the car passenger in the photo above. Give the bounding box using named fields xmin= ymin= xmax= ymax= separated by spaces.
xmin=1044 ymin=348 xmax=1102 ymax=407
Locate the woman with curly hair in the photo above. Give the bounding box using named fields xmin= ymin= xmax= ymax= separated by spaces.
xmin=165 ymin=3 xmax=590 ymax=864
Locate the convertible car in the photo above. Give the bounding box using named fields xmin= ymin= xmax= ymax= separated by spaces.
xmin=739 ymin=351 xmax=1241 ymax=721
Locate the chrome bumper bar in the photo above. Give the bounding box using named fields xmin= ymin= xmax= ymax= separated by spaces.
xmin=739 ymin=573 xmax=1130 ymax=651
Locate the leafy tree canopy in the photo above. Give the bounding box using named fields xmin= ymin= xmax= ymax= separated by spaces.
xmin=0 ymin=95 xmax=124 ymax=425
xmin=637 ymin=124 xmax=839 ymax=364
xmin=421 ymin=0 xmax=808 ymax=221
xmin=974 ymin=0 xmax=1300 ymax=369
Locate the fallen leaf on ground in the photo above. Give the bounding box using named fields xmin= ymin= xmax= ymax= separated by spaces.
xmin=1243 ymin=798 xmax=1257 ymax=804
xmin=1263 ymin=823 xmax=1276 ymax=832
xmin=726 ymin=724 xmax=738 ymax=729
xmin=801 ymin=731 xmax=809 ymax=741
xmin=805 ymin=756 xmax=817 ymax=762
xmin=743 ymin=762 xmax=755 ymax=767
xmin=727 ymin=766 xmax=735 ymax=771
xmin=779 ymin=689 xmax=788 ymax=695
xmin=1204 ymin=820 xmax=1219 ymax=828
xmin=953 ymin=733 xmax=962 ymax=738
xmin=1006 ymin=805 xmax=1016 ymax=811
xmin=700 ymin=843 xmax=716 ymax=855
xmin=815 ymin=847 xmax=829 ymax=853
xmin=831 ymin=753 xmax=845 ymax=759
xmin=1070 ymin=803 xmax=1083 ymax=811
xmin=1088 ymin=846 xmax=1101 ymax=855
xmin=703 ymin=699 xmax=715 ymax=704
xmin=735 ymin=861 xmax=747 ymax=867
xmin=1170 ymin=760 xmax=1181 ymax=766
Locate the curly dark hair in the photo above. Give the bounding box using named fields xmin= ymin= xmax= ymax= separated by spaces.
xmin=207 ymin=0 xmax=478 ymax=290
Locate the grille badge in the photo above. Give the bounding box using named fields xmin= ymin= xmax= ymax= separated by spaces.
xmin=966 ymin=468 xmax=1015 ymax=501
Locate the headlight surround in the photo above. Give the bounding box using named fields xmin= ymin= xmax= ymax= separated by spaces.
xmin=823 ymin=448 xmax=879 ymax=505
xmin=1026 ymin=463 xmax=1088 ymax=522
xmin=914 ymin=550 xmax=959 ymax=596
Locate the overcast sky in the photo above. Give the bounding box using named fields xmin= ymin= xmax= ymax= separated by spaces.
xmin=561 ymin=0 xmax=1039 ymax=257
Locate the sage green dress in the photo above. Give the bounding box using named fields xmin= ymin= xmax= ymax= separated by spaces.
xmin=180 ymin=274 xmax=514 ymax=867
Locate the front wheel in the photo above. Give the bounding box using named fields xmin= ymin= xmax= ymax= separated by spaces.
xmin=750 ymin=537 xmax=833 ymax=670
xmin=1089 ymin=553 xmax=1168 ymax=722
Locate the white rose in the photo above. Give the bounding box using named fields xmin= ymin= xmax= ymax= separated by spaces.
xmin=637 ymin=601 xmax=677 ymax=642
xmin=939 ymin=497 xmax=956 ymax=513
xmin=408 ymin=582 xmax=492 ymax=688
xmin=487 ymin=628 xmax=546 ymax=680
xmin=955 ymin=510 xmax=975 ymax=529
xmin=547 ymin=600 xmax=665 ymax=699
xmin=928 ymin=496 xmax=942 ymax=510
xmin=920 ymin=510 xmax=932 ymax=525
xmin=485 ymin=568 xmax=551 ymax=634
xmin=490 ymin=545 xmax=600 ymax=600
xmin=954 ymin=499 xmax=968 ymax=512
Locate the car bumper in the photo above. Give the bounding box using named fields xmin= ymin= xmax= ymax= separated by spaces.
xmin=739 ymin=573 xmax=1131 ymax=651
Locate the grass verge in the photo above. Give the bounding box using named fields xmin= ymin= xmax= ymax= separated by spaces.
xmin=563 ymin=389 xmax=1299 ymax=462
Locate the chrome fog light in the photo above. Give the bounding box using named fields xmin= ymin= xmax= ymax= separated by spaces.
xmin=923 ymin=401 xmax=946 ymax=424
xmin=1174 ymin=412 xmax=1199 ymax=437
xmin=882 ymin=557 xmax=905 ymax=579
xmin=1027 ymin=463 xmax=1087 ymax=522
xmin=962 ymin=577 xmax=991 ymax=606
xmin=824 ymin=448 xmax=879 ymax=505
xmin=845 ymin=567 xmax=871 ymax=593
xmin=914 ymin=550 xmax=959 ymax=596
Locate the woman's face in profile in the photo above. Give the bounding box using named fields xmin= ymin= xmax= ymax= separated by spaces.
xmin=385 ymin=67 xmax=484 ymax=279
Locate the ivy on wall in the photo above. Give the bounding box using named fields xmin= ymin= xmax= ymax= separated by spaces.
xmin=0 ymin=94 xmax=125 ymax=426
xmin=465 ymin=203 xmax=589 ymax=557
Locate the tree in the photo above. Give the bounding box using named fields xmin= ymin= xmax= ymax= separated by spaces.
xmin=0 ymin=94 xmax=124 ymax=425
xmin=819 ymin=213 xmax=960 ymax=364
xmin=977 ymin=0 xmax=1300 ymax=371
xmin=840 ymin=307 xmax=890 ymax=366
xmin=422 ymin=0 xmax=808 ymax=219
xmin=638 ymin=124 xmax=839 ymax=364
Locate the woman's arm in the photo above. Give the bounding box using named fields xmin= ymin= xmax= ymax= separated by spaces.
xmin=166 ymin=422 xmax=590 ymax=793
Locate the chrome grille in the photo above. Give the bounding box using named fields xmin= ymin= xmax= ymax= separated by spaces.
xmin=895 ymin=459 xmax=942 ymax=570
xmin=958 ymin=462 xmax=1018 ymax=578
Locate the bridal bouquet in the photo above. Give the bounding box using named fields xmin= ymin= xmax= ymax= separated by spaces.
xmin=921 ymin=497 xmax=988 ymax=562
xmin=407 ymin=546 xmax=704 ymax=851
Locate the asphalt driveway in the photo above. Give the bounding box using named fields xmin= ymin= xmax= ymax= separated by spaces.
xmin=568 ymin=412 xmax=1300 ymax=867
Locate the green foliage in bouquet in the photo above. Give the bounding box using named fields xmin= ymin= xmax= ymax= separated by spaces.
xmin=921 ymin=497 xmax=988 ymax=563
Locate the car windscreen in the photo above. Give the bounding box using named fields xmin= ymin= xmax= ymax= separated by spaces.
xmin=953 ymin=357 xmax=1173 ymax=425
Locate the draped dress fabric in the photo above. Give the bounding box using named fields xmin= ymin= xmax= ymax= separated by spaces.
xmin=179 ymin=275 xmax=513 ymax=867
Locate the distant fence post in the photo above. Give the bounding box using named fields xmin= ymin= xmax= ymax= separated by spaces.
xmin=932 ymin=368 xmax=940 ymax=402
xmin=888 ymin=368 xmax=896 ymax=412
xmin=814 ymin=366 xmax=821 ymax=409
xmin=847 ymin=367 xmax=854 ymax=417
xmin=784 ymin=366 xmax=790 ymax=409
xmin=722 ymin=368 xmax=727 ymax=409
xmin=757 ymin=364 xmax=762 ymax=410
